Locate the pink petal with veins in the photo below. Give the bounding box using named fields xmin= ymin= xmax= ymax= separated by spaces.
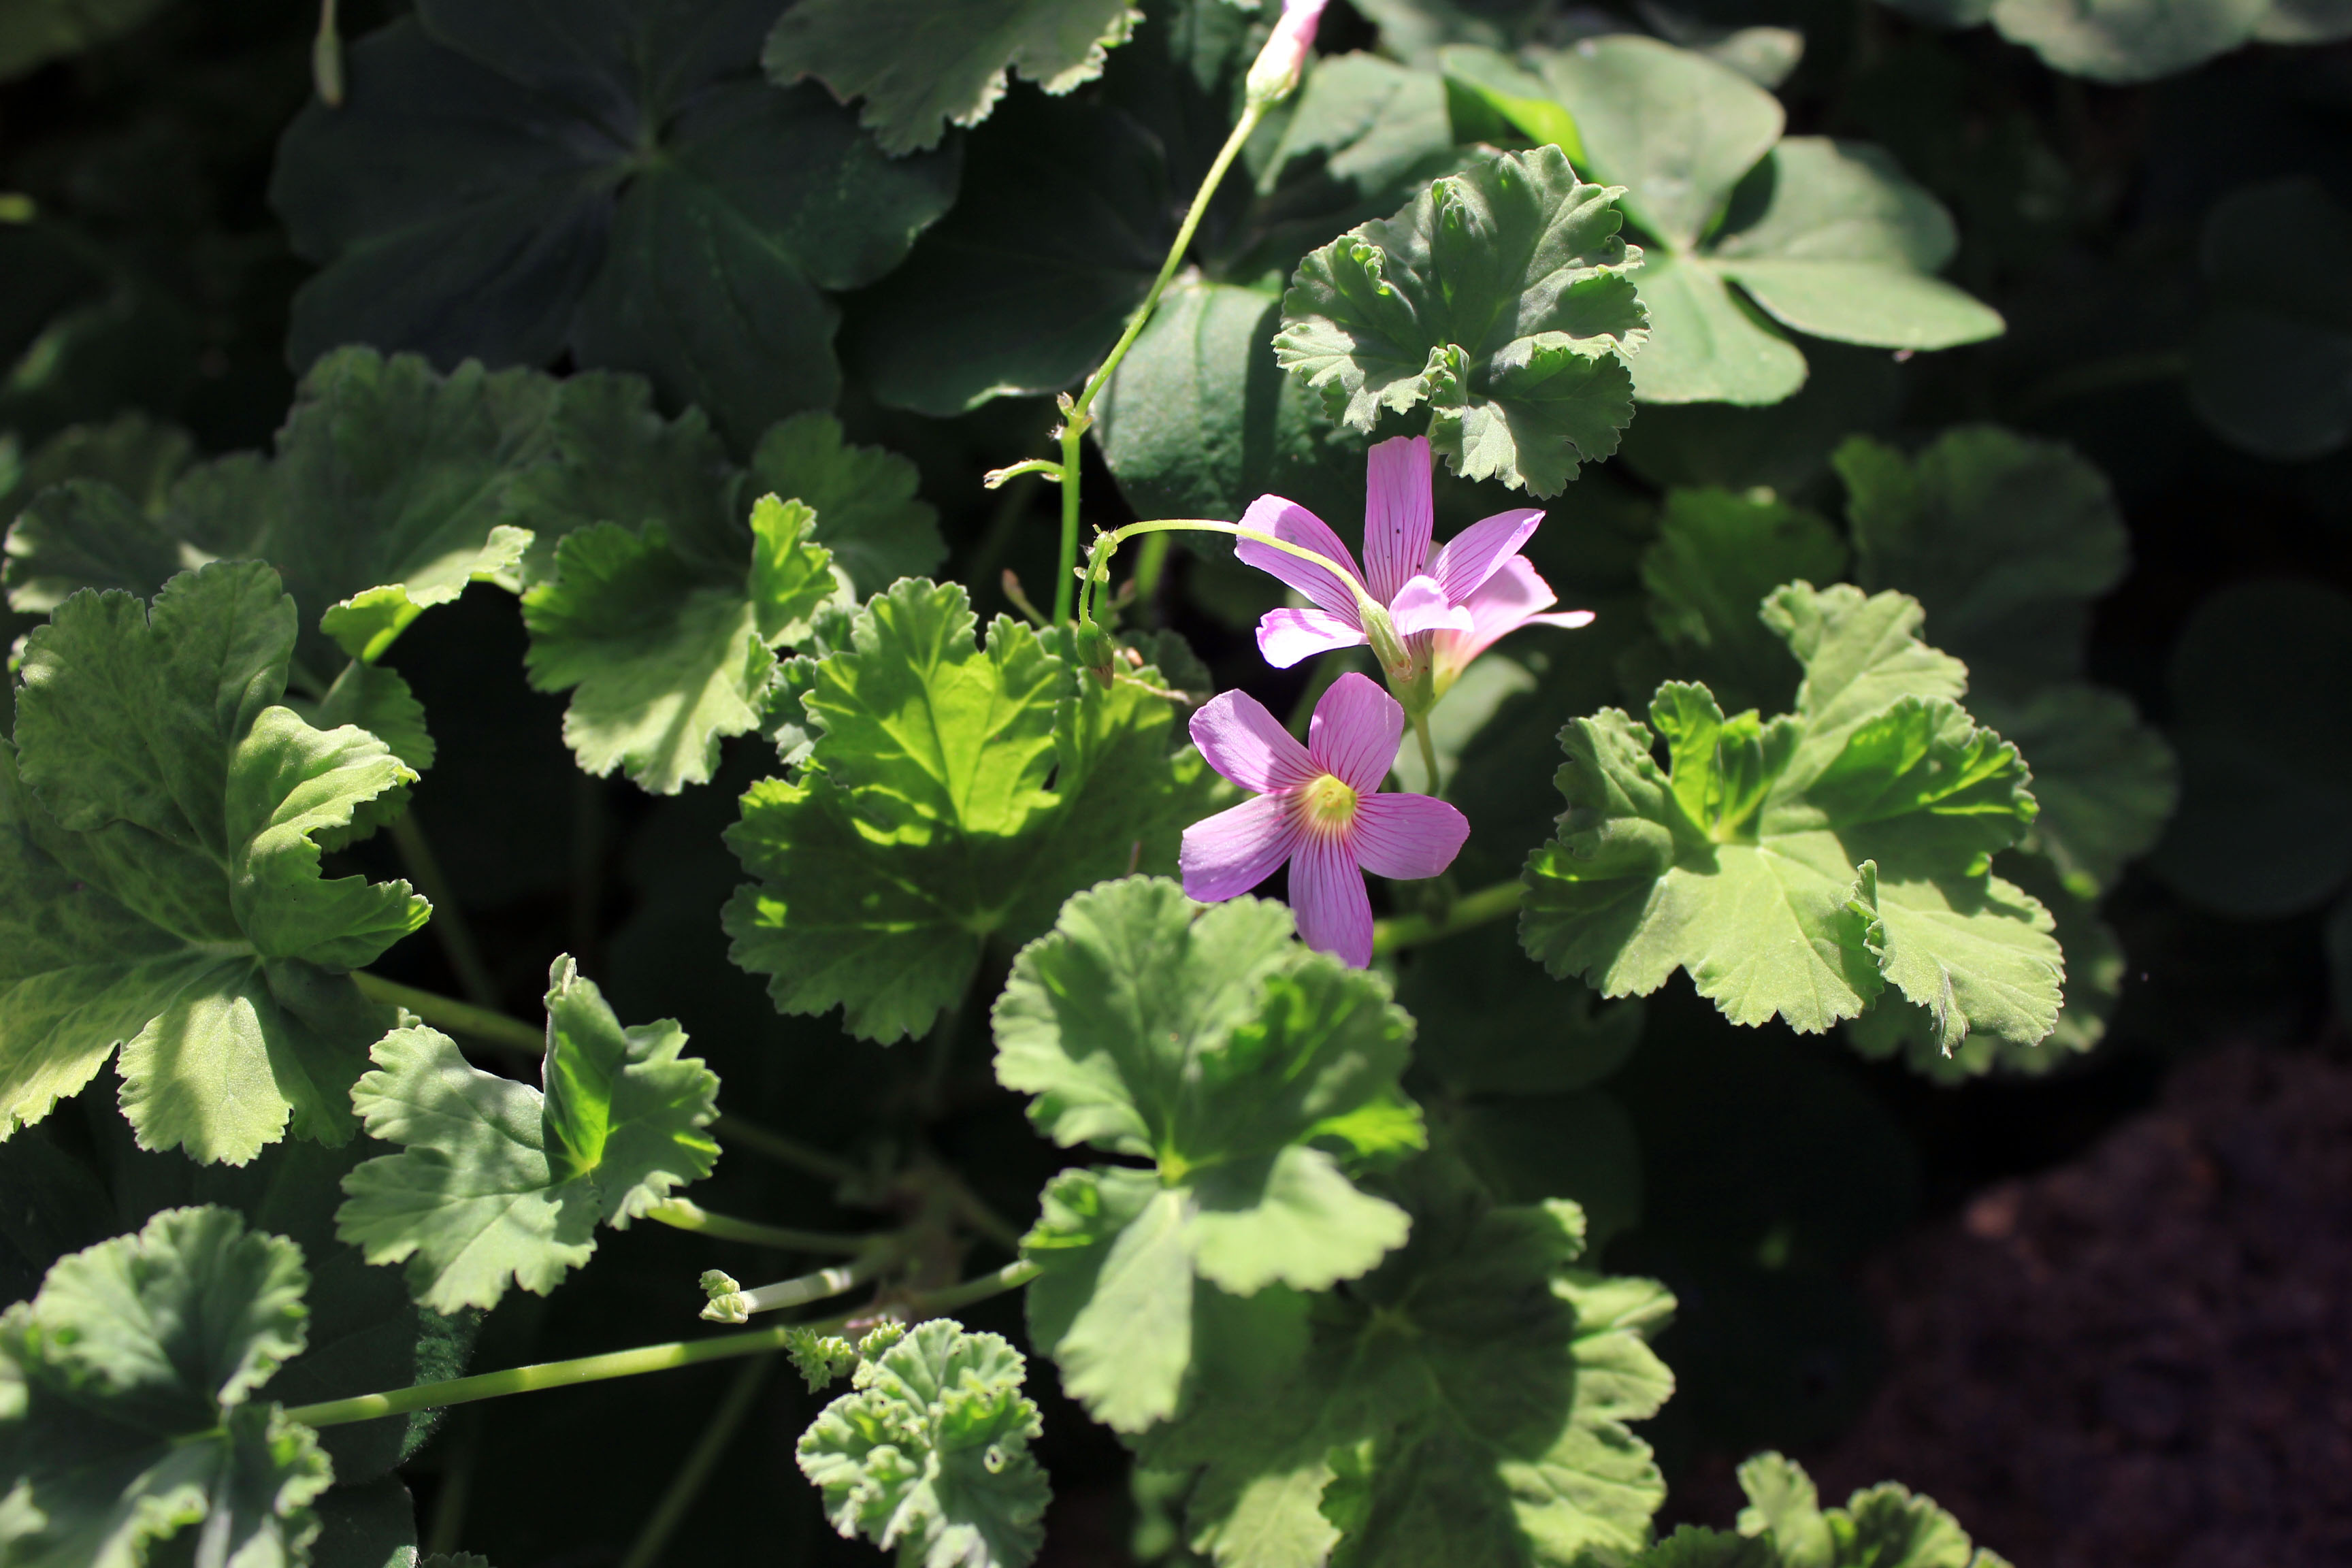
xmin=1256 ymin=606 xmax=1368 ymax=668
xmin=1289 ymin=832 xmax=1375 ymax=967
xmin=1306 ymin=672 xmax=1405 ymax=795
xmin=1233 ymin=495 xmax=1365 ymax=618
xmin=1433 ymin=556 xmax=1592 ymax=675
xmin=1428 ymin=507 xmax=1545 ymax=603
xmin=1189 ymin=689 xmax=1320 ymax=793
xmin=1347 ymin=792 xmax=1469 ymax=881
xmin=1389 ymin=574 xmax=1476 ymax=638
xmin=1181 ymin=794 xmax=1307 ymax=903
xmin=1360 ymin=436 xmax=1435 ymax=604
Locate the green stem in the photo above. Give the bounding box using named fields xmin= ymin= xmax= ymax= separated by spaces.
xmin=715 ymin=1249 xmax=896 ymax=1320
xmin=284 ymin=1261 xmax=1044 ymax=1430
xmin=1370 ymin=880 xmax=1524 ymax=957
xmin=1051 ymin=99 xmax=1269 ymax=624
xmin=387 ymin=813 xmax=500 ymax=1009
xmin=617 ymin=1354 xmax=775 ymax=1568
xmin=646 ymin=1198 xmax=881 ymax=1254
xmin=348 ymin=973 xmax=861 ymax=1184
xmin=2010 ymin=348 xmax=2188 ymax=416
xmin=1411 ymin=714 xmax=1442 ymax=798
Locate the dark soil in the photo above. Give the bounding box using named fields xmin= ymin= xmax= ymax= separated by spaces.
xmin=1668 ymin=1043 xmax=2352 ymax=1567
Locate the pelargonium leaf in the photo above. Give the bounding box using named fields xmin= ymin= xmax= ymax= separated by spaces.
xmin=797 ymin=1318 xmax=1051 ymax=1568
xmin=747 ymin=412 xmax=945 ymax=596
xmin=994 ymin=878 xmax=1418 ymax=1435
xmin=1626 ymin=1450 xmax=2010 ymax=1567
xmin=1522 ymin=583 xmax=2063 ymax=1049
xmin=0 ymin=561 xmax=426 ymax=1164
xmin=764 ymin=0 xmax=1142 ymax=155
xmin=1147 ymin=1160 xmax=1676 ymax=1568
xmin=336 ymin=956 xmax=718 ymax=1313
xmin=723 ymin=582 xmax=1216 ymax=1044
xmin=1275 ymin=144 xmax=1648 ymax=497
xmin=1640 ymin=487 xmax=1849 ymax=717
xmin=0 ymin=1205 xmax=333 ymax=1568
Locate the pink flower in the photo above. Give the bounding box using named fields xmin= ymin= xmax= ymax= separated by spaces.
xmin=1180 ymin=672 xmax=1469 ymax=968
xmin=1245 ymin=0 xmax=1328 ymax=104
xmin=1237 ymin=434 xmax=1594 ymax=693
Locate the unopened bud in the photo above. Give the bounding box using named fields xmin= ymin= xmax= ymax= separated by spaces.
xmin=1245 ymin=0 xmax=1328 ymax=105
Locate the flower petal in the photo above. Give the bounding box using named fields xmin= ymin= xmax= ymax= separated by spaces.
xmin=1234 ymin=495 xmax=1365 ymax=618
xmin=1431 ymin=556 xmax=1590 ymax=679
xmin=1389 ymin=574 xmax=1475 ymax=638
xmin=1429 ymin=507 xmax=1545 ymax=604
xmin=1361 ymin=436 xmax=1435 ymax=604
xmin=1181 ymin=794 xmax=1307 ymax=903
xmin=1190 ymin=689 xmax=1320 ymax=793
xmin=1348 ymin=791 xmax=1470 ymax=881
xmin=1256 ymin=607 xmax=1369 ymax=668
xmin=1307 ymin=671 xmax=1405 ymax=795
xmin=1290 ymin=832 xmax=1375 ymax=968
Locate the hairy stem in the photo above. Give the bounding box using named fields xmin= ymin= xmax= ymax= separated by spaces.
xmin=1371 ymin=879 xmax=1525 ymax=956
xmin=387 ymin=813 xmax=500 ymax=1009
xmin=283 ymin=1261 xmax=1043 ymax=1430
xmin=616 ymin=1354 xmax=775 ymax=1568
xmin=645 ymin=1198 xmax=882 ymax=1254
xmin=715 ymin=1248 xmax=896 ymax=1320
xmin=1052 ymin=99 xmax=1268 ymax=623
xmin=1411 ymin=714 xmax=1442 ymax=798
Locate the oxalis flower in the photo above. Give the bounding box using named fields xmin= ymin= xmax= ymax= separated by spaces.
xmin=1180 ymin=672 xmax=1468 ymax=968
xmin=1237 ymin=434 xmax=1594 ymax=698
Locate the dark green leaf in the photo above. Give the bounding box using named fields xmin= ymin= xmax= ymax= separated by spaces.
xmin=2187 ymin=178 xmax=2352 ymax=461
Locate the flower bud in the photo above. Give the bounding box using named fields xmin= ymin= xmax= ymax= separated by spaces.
xmin=1245 ymin=0 xmax=1328 ymax=105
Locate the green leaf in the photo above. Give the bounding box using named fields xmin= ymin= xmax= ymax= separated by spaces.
xmin=995 ymin=878 xmax=1416 ymax=1433
xmin=0 ymin=412 xmax=193 ymax=532
xmin=1150 ymin=1160 xmax=1676 ymax=1568
xmin=336 ymin=956 xmax=719 ymax=1312
xmin=270 ymin=1 xmax=958 ymax=444
xmin=1641 ymin=488 xmax=1848 ymax=717
xmin=723 ymin=582 xmax=1214 ymax=1043
xmin=1 ymin=561 xmax=425 ymax=1164
xmin=0 ymin=1205 xmax=333 ymax=1568
xmin=1438 ymin=45 xmax=1586 ymax=163
xmin=1275 ymin=144 xmax=1648 ymax=495
xmin=1978 ymin=686 xmax=2175 ymax=900
xmin=1989 ymin=0 xmax=2268 ymax=82
xmin=1617 ymin=341 xmax=1901 ymax=496
xmin=1615 ymin=250 xmax=1809 ymax=406
xmin=764 ymin=0 xmax=1141 ymax=155
xmin=1522 ymin=584 xmax=2064 ymax=1047
xmin=0 ymin=0 xmax=170 ymax=80
xmin=2154 ymin=578 xmax=2352 ymax=919
xmin=798 ymin=1318 xmax=1051 ymax=1568
xmin=1397 ymin=923 xmax=1644 ymax=1098
xmin=747 ymin=412 xmax=945 ymax=597
xmin=1620 ymin=1450 xmax=2009 ymax=1567
xmin=2187 ymin=178 xmax=2352 ymax=461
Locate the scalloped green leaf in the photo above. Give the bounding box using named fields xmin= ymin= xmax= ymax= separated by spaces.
xmin=1628 ymin=1450 xmax=2011 ymax=1567
xmin=747 ymin=412 xmax=945 ymax=596
xmin=723 ymin=582 xmax=1215 ymax=1043
xmin=996 ymin=878 xmax=1418 ymax=1433
xmin=1 ymin=561 xmax=426 ymax=1164
xmin=1641 ymin=487 xmax=1848 ymax=717
xmin=1275 ymin=144 xmax=1648 ymax=495
xmin=797 ymin=1318 xmax=1051 ymax=1568
xmin=337 ymin=956 xmax=717 ymax=1313
xmin=764 ymin=0 xmax=1141 ymax=155
xmin=270 ymin=0 xmax=959 ymax=444
xmin=1522 ymin=584 xmax=2063 ymax=1048
xmin=1147 ymin=1160 xmax=1676 ymax=1568
xmin=0 ymin=1205 xmax=333 ymax=1568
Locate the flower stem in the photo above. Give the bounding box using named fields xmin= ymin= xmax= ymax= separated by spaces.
xmin=283 ymin=1261 xmax=1043 ymax=1431
xmin=387 ymin=812 xmax=500 ymax=1009
xmin=644 ymin=1198 xmax=881 ymax=1254
xmin=709 ymin=1248 xmax=898 ymax=1321
xmin=1371 ymin=879 xmax=1524 ymax=956
xmin=616 ymin=1353 xmax=775 ymax=1568
xmin=348 ymin=972 xmax=860 ymax=1184
xmin=1411 ymin=714 xmax=1442 ymax=797
xmin=1051 ymin=99 xmax=1269 ymax=624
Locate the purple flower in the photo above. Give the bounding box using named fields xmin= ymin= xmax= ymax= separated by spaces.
xmin=1179 ymin=672 xmax=1469 ymax=968
xmin=1237 ymin=434 xmax=1593 ymax=693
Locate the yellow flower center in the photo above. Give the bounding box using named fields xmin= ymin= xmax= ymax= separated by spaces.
xmin=1298 ymin=772 xmax=1359 ymax=834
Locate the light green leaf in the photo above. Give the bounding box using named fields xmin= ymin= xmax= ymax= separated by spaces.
xmin=272 ymin=2 xmax=958 ymax=444
xmin=337 ymin=957 xmax=717 ymax=1313
xmin=1438 ymin=45 xmax=1586 ymax=163
xmin=1624 ymin=1450 xmax=2010 ymax=1568
xmin=723 ymin=583 xmax=1213 ymax=1043
xmin=1275 ymin=145 xmax=1648 ymax=495
xmin=996 ymin=879 xmax=1416 ymax=1433
xmin=1989 ymin=0 xmax=2268 ymax=82
xmin=797 ymin=1318 xmax=1051 ymax=1568
xmin=2187 ymin=178 xmax=2352 ymax=461
xmin=1618 ymin=250 xmax=1809 ymax=406
xmin=0 ymin=1205 xmax=333 ymax=1568
xmin=747 ymin=412 xmax=945 ymax=596
xmin=1522 ymin=584 xmax=2063 ymax=1046
xmin=1642 ymin=487 xmax=1848 ymax=716
xmin=1152 ymin=1160 xmax=1676 ymax=1568
xmin=765 ymin=0 xmax=1141 ymax=155
xmin=1 ymin=561 xmax=425 ymax=1164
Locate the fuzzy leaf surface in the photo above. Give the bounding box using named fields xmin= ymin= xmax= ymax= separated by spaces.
xmin=337 ymin=958 xmax=717 ymax=1312
xmin=1627 ymin=1450 xmax=2010 ymax=1567
xmin=1 ymin=561 xmax=424 ymax=1164
xmin=0 ymin=1205 xmax=333 ymax=1568
xmin=996 ymin=879 xmax=1417 ymax=1432
xmin=1522 ymin=584 xmax=2063 ymax=1047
